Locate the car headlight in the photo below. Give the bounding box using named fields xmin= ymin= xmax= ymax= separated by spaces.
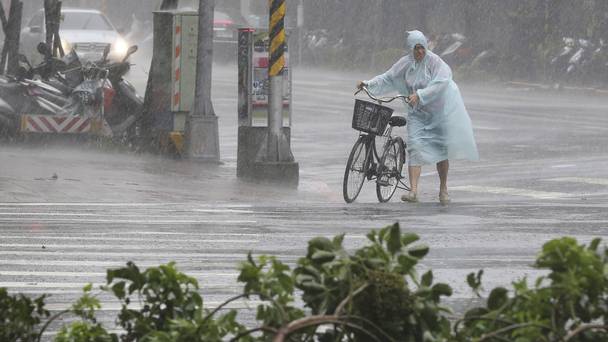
xmin=111 ymin=38 xmax=129 ymax=57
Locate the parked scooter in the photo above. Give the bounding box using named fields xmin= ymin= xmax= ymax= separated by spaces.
xmin=97 ymin=45 xmax=143 ymax=139
xmin=0 ymin=42 xmax=141 ymax=141
xmin=434 ymin=33 xmax=473 ymax=68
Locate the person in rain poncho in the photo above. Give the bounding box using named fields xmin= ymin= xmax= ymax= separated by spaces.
xmin=357 ymin=30 xmax=478 ymax=204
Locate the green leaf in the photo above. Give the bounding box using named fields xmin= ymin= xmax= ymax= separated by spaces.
xmin=295 ymin=274 xmax=316 ymax=285
xmin=467 ymin=270 xmax=483 ymax=291
xmin=421 ymin=270 xmax=433 ymax=287
xmin=247 ymin=251 xmax=256 ymax=267
xmin=589 ymin=238 xmax=601 ymax=251
xmin=299 ymin=280 xmax=326 ymax=293
xmin=487 ymin=287 xmax=509 ymax=310
xmin=366 ymin=230 xmax=377 ymax=242
xmin=431 ymin=283 xmax=453 ymax=300
xmin=111 ymin=282 xmax=126 ymax=299
xmin=332 ymin=233 xmax=345 ymax=248
xmin=311 ymin=250 xmax=335 ymax=263
xmin=307 ymin=237 xmax=334 ymax=256
xmin=397 ymin=254 xmax=418 ymax=273
xmin=298 ymin=265 xmax=321 ymax=281
xmin=386 ymin=223 xmax=402 ymax=255
xmin=364 ymin=257 xmax=386 ymax=269
xmin=408 ymin=244 xmax=429 ymax=258
xmin=401 ymin=232 xmax=420 ymax=246
xmin=83 ymin=283 xmax=93 ymax=293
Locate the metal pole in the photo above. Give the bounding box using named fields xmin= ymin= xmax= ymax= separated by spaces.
xmin=184 ymin=0 xmax=220 ymax=162
xmin=267 ymin=0 xmax=286 ymax=161
xmin=5 ymin=0 xmax=21 ymax=75
xmin=297 ymin=0 xmax=303 ymax=66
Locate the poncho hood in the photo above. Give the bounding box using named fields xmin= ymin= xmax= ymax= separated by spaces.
xmin=406 ymin=30 xmax=428 ymax=52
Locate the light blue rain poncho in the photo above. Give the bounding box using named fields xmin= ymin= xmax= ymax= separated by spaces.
xmin=364 ymin=30 xmax=479 ymax=166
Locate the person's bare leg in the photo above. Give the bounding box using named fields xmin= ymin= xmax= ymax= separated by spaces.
xmin=402 ymin=165 xmax=421 ymax=202
xmin=409 ymin=165 xmax=421 ymax=194
xmin=437 ymin=160 xmax=450 ymax=203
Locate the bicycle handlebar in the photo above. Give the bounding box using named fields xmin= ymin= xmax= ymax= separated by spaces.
xmin=355 ymin=86 xmax=411 ymax=104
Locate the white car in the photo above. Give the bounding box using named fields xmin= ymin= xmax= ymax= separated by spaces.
xmin=21 ymin=8 xmax=129 ymax=65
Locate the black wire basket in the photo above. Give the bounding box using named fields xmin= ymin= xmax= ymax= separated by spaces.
xmin=351 ymin=99 xmax=394 ymax=134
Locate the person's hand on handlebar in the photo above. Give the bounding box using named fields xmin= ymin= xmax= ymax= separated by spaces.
xmin=408 ymin=93 xmax=419 ymax=106
xmin=356 ymin=81 xmax=366 ymax=90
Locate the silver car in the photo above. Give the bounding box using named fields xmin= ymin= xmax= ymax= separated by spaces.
xmin=21 ymin=8 xmax=129 ymax=65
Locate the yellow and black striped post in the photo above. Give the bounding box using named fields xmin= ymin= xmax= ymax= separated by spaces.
xmin=268 ymin=0 xmax=286 ymax=76
xmin=265 ymin=0 xmax=290 ymax=162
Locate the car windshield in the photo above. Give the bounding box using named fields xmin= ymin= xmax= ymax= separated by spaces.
xmin=61 ymin=12 xmax=113 ymax=31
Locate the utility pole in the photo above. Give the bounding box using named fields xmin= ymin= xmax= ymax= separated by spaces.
xmin=184 ymin=0 xmax=220 ymax=162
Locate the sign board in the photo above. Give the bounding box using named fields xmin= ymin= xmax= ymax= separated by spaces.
xmin=248 ymin=30 xmax=292 ymax=127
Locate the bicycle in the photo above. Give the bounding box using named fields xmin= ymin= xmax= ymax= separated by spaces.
xmin=343 ymin=86 xmax=411 ymax=203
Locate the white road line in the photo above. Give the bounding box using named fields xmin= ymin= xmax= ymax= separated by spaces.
xmin=0 ymin=282 xmax=240 ymax=289
xmin=0 ymin=271 xmax=238 ymax=278
xmin=0 ymin=233 xmax=367 ymax=239
xmin=0 ymin=251 xmax=298 ymax=259
xmin=0 ymin=218 xmax=256 ymax=224
xmin=0 ymin=242 xmax=260 ymax=249
xmin=546 ymin=177 xmax=608 ymax=186
xmin=550 ymin=164 xmax=576 ymax=169
xmin=451 ymin=185 xmax=570 ymax=199
xmin=0 ymin=236 xmax=260 ymax=243
xmin=0 ymin=259 xmax=242 ymax=267
xmin=0 ymin=211 xmax=254 ymax=216
xmin=0 ymin=203 xmax=253 ymax=207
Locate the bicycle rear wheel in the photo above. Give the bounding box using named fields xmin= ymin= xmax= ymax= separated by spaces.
xmin=343 ymin=136 xmax=369 ymax=203
xmin=376 ymin=137 xmax=405 ymax=202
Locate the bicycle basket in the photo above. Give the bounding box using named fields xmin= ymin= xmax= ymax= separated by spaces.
xmin=352 ymin=99 xmax=394 ymax=134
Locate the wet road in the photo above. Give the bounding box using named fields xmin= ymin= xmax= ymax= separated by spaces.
xmin=1 ymin=64 xmax=608 ymax=334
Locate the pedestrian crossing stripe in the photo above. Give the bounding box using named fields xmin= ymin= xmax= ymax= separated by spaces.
xmin=451 ymin=185 xmax=570 ymax=199
xmin=546 ymin=177 xmax=608 ymax=186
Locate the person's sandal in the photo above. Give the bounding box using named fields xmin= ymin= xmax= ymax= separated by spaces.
xmin=439 ymin=191 xmax=450 ymax=205
xmin=401 ymin=192 xmax=418 ymax=203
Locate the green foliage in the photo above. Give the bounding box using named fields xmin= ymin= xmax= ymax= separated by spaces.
xmin=54 ymin=321 xmax=116 ymax=342
xmin=2 ymin=226 xmax=608 ymax=341
xmin=106 ymin=261 xmax=246 ymax=341
xmin=238 ymin=253 xmax=305 ymax=339
xmin=294 ymin=223 xmax=452 ymax=341
xmin=456 ymin=237 xmax=608 ymax=341
xmin=0 ymin=288 xmax=49 ymax=342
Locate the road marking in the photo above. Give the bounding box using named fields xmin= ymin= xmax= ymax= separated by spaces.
xmin=451 ymin=185 xmax=570 ymax=199
xmin=0 ymin=251 xmax=299 ymax=259
xmin=0 ymin=236 xmax=260 ymax=243
xmin=0 ymin=282 xmax=240 ymax=290
xmin=0 ymin=203 xmax=253 ymax=207
xmin=546 ymin=177 xmax=608 ymax=186
xmin=0 ymin=259 xmax=241 ymax=267
xmin=0 ymin=271 xmax=238 ymax=278
xmin=0 ymin=242 xmax=260 ymax=249
xmin=551 ymin=164 xmax=576 ymax=169
xmin=0 ymin=210 xmax=254 ymax=216
xmin=0 ymin=232 xmax=367 ymax=239
xmin=0 ymin=218 xmax=256 ymax=224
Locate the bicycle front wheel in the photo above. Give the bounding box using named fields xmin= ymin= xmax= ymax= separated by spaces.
xmin=376 ymin=138 xmax=405 ymax=202
xmin=343 ymin=136 xmax=369 ymax=203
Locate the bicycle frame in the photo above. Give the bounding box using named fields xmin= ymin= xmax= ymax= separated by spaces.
xmin=356 ymin=87 xmax=410 ymax=191
xmin=343 ymin=86 xmax=411 ymax=203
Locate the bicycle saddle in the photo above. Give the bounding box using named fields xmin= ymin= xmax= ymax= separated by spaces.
xmin=388 ymin=116 xmax=406 ymax=127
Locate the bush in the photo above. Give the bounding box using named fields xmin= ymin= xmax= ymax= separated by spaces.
xmin=1 ymin=224 xmax=607 ymax=341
